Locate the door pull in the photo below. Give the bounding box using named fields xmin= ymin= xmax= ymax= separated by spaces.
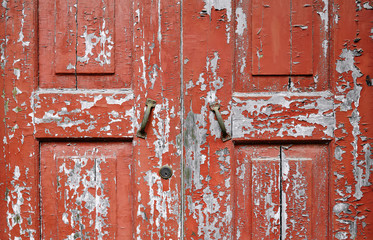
xmin=210 ymin=102 xmax=231 ymax=142
xmin=137 ymin=99 xmax=156 ymax=139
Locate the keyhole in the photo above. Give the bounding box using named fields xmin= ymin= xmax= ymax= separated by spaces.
xmin=159 ymin=166 xmax=173 ymax=180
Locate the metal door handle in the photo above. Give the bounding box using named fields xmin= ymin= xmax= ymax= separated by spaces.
xmin=137 ymin=99 xmax=156 ymax=138
xmin=210 ymin=102 xmax=231 ymax=142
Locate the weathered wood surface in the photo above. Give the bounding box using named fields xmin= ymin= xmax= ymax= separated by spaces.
xmin=182 ymin=0 xmax=235 ymax=238
xmin=234 ymin=144 xmax=328 ymax=239
xmin=1 ymin=0 xmax=39 ymax=238
xmin=132 ymin=0 xmax=182 ymax=238
xmin=34 ymin=89 xmax=134 ymax=138
xmin=331 ymin=1 xmax=373 ymax=239
xmin=41 ymin=142 xmax=133 ymax=239
xmin=0 ymin=0 xmax=372 ymax=239
xmin=39 ymin=0 xmax=132 ymax=88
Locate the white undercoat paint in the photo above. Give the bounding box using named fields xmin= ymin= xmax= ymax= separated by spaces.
xmin=335 ymin=49 xmax=366 ymax=200
xmin=235 ymin=7 xmax=247 ymax=36
xmin=317 ymin=0 xmax=329 ymax=32
xmin=58 ymin=155 xmax=111 ymax=239
xmin=203 ymin=0 xmax=232 ymax=21
xmin=77 ymin=17 xmax=114 ymax=67
xmin=232 ymin=92 xmax=335 ymax=139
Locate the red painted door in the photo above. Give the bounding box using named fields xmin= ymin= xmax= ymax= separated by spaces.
xmin=37 ymin=0 xmax=182 ymax=239
xmin=1 ymin=0 xmax=372 ymax=239
xmin=182 ymin=0 xmax=331 ymax=238
xmin=2 ymin=0 xmax=182 ymax=239
xmin=181 ymin=1 xmax=372 ymax=239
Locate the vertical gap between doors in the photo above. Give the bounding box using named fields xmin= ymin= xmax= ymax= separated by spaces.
xmin=74 ymin=0 xmax=79 ymax=89
xmin=279 ymin=146 xmax=283 ymax=240
xmin=38 ymin=141 xmax=42 ymax=239
xmin=179 ymin=0 xmax=185 ymax=239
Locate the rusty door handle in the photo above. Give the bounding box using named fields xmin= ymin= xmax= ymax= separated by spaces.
xmin=210 ymin=102 xmax=231 ymax=142
xmin=137 ymin=99 xmax=156 ymax=139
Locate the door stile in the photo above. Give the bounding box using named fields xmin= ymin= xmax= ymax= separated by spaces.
xmin=132 ymin=0 xmax=182 ymax=238
xmin=0 ymin=0 xmax=39 ymax=239
xmin=182 ymin=1 xmax=236 ymax=238
xmin=330 ymin=1 xmax=373 ymax=238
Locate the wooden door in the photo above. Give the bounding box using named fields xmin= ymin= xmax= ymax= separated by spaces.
xmin=181 ymin=0 xmax=371 ymax=239
xmin=1 ymin=0 xmax=372 ymax=239
xmin=37 ymin=0 xmax=182 ymax=239
xmin=2 ymin=0 xmax=182 ymax=239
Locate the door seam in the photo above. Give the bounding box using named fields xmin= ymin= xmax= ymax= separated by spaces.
xmin=179 ymin=0 xmax=184 ymax=239
xmin=280 ymin=146 xmax=283 ymax=239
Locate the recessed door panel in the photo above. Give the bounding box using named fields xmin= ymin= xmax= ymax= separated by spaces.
xmin=40 ymin=142 xmax=133 ymax=239
xmin=252 ymin=0 xmax=313 ymax=75
xmin=234 ymin=144 xmax=328 ymax=239
xmin=39 ymin=0 xmax=132 ymax=88
xmin=236 ymin=0 xmax=328 ymax=92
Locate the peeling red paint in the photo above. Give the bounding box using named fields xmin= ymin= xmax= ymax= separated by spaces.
xmin=33 ymin=89 xmax=134 ymax=138
xmin=331 ymin=1 xmax=373 ymax=238
xmin=1 ymin=0 xmax=39 ymax=238
xmin=1 ymin=0 xmax=372 ymax=239
xmin=232 ymin=92 xmax=335 ymax=140
xmin=132 ymin=0 xmax=182 ymax=238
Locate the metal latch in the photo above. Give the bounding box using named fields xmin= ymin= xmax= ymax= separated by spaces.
xmin=137 ymin=99 xmax=156 ymax=139
xmin=210 ymin=102 xmax=231 ymax=142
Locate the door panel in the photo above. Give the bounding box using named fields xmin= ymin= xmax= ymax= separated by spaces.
xmin=281 ymin=144 xmax=328 ymax=238
xmin=38 ymin=2 xmax=138 ymax=237
xmin=41 ymin=142 xmax=133 ymax=239
xmin=39 ymin=0 xmax=132 ymax=88
xmin=236 ymin=0 xmax=328 ymax=92
xmin=252 ymin=0 xmax=313 ymax=75
xmin=235 ymin=144 xmax=328 ymax=239
xmin=34 ymin=90 xmax=134 ymax=138
xmin=231 ymin=92 xmax=334 ymax=140
xmin=235 ymin=145 xmax=281 ymax=239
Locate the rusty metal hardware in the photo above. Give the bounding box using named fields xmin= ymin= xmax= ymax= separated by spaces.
xmin=136 ymin=99 xmax=156 ymax=139
xmin=210 ymin=102 xmax=232 ymax=142
xmin=159 ymin=166 xmax=173 ymax=179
